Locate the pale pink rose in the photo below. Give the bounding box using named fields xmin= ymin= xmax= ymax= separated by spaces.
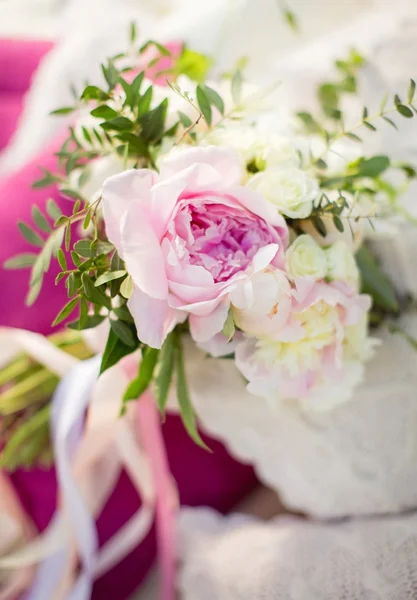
xmin=102 ymin=146 xmax=288 ymax=348
xmin=235 ymin=278 xmax=372 ymax=403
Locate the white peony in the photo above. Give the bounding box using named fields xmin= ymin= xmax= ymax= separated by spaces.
xmin=248 ymin=167 xmax=318 ymax=219
xmin=231 ymin=268 xmax=292 ymax=338
xmin=326 ymin=241 xmax=360 ymax=290
xmin=285 ymin=234 xmax=327 ymax=280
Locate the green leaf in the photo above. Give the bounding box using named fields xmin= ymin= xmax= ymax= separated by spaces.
xmin=297 ymin=111 xmax=322 ymax=134
xmin=50 ymin=106 xmax=75 ymax=116
xmin=64 ymin=223 xmax=71 ymax=251
xmin=83 ymin=207 xmax=92 ymax=230
xmin=100 ymin=327 xmax=138 ymax=375
xmin=101 ymin=61 xmax=119 ymax=89
xmin=46 ymin=198 xmax=62 ymax=221
xmin=178 ymin=111 xmax=193 ymax=127
xmin=90 ymin=105 xmax=119 ymax=120
xmin=222 ymin=312 xmax=235 ymax=342
xmin=137 ymin=85 xmax=153 ymax=116
xmin=155 ymin=332 xmax=176 ymax=415
xmin=57 ymin=248 xmax=67 ymax=270
xmin=73 ymin=240 xmax=94 ymax=258
xmin=79 ymin=297 xmax=89 ymax=328
xmin=355 ymin=246 xmax=399 ymax=312
xmin=52 ymin=296 xmax=79 ymax=326
xmin=282 ymin=8 xmax=299 ymax=32
xmin=196 ymin=85 xmax=212 ymax=125
xmin=129 ymin=72 xmax=145 ymax=108
xmin=394 ymin=94 xmax=401 ymax=106
xmin=113 ymin=305 xmax=134 ymax=323
xmin=408 ymin=79 xmax=416 ymax=103
xmin=95 ymin=270 xmax=127 ymax=286
xmin=123 ymin=346 xmax=159 ymax=402
xmin=81 ymin=85 xmax=110 ymax=101
xmin=68 ymin=314 xmax=106 ymax=331
xmin=312 ymin=215 xmax=327 ymax=237
xmin=130 ymin=21 xmax=137 ymax=43
xmin=396 ymin=104 xmax=414 ymax=118
xmin=363 ymin=121 xmax=377 ymax=131
xmin=18 ymin=222 xmax=44 ymax=247
xmin=231 ymin=70 xmax=243 ymax=105
xmin=32 ymin=170 xmax=61 ymax=189
xmin=120 ymin=275 xmax=134 ymax=299
xmin=138 ymin=98 xmax=168 ymax=143
xmin=346 ymin=132 xmax=362 ymax=142
xmin=201 ymin=84 xmax=225 ymax=115
xmin=382 ymin=116 xmax=398 ymax=130
xmin=82 ymin=273 xmax=112 ymax=310
xmin=29 ymin=226 xmax=65 ymax=291
xmin=100 ymin=116 xmax=133 ymax=131
xmin=139 ymin=40 xmax=171 ymax=56
xmin=4 ymin=253 xmax=37 ymax=269
xmin=175 ymin=334 xmax=208 ymax=449
xmin=357 ymin=155 xmax=390 ymax=178
xmin=332 ymin=214 xmax=344 ymax=233
xmin=110 ymin=318 xmax=136 ymax=347
xmin=380 ymin=92 xmax=389 ymax=113
xmin=26 ymin=279 xmax=43 ymax=307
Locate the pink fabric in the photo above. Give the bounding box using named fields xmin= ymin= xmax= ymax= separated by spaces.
xmin=0 ymin=39 xmax=257 ymax=599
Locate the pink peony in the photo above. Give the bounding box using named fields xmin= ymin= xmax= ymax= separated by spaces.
xmin=102 ymin=147 xmax=288 ymax=348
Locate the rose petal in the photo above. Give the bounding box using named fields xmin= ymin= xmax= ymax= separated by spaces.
xmin=121 ymin=202 xmax=168 ymax=300
xmin=102 ymin=169 xmax=157 ymax=251
xmin=159 ymin=146 xmax=244 ymax=187
xmin=128 ymin=287 xmax=186 ymax=348
xmin=189 ymin=299 xmax=230 ymax=342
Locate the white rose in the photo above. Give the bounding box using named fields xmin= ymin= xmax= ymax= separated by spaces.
xmin=325 ymin=241 xmax=360 ymax=289
xmin=285 ymin=234 xmax=327 ymax=280
xmin=206 ymin=126 xmax=299 ymax=172
xmin=248 ymin=167 xmax=318 ymax=219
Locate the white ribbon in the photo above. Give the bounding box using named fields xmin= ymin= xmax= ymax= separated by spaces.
xmin=0 ymin=329 xmax=156 ymax=599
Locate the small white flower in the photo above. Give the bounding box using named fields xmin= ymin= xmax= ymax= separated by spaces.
xmin=326 ymin=241 xmax=360 ymax=290
xmin=248 ymin=167 xmax=318 ymax=219
xmin=205 ymin=126 xmax=299 ymax=172
xmin=285 ymin=234 xmax=327 ymax=280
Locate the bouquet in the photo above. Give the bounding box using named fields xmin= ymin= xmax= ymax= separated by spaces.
xmin=2 ymin=27 xmax=417 ymax=599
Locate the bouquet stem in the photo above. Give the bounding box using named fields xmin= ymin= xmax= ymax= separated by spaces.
xmin=135 ymin=390 xmax=177 ymax=600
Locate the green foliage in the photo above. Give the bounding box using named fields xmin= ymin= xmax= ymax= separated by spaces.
xmin=100 ymin=326 xmax=139 ymax=375
xmin=122 ymin=346 xmax=159 ymax=403
xmin=356 ymin=246 xmax=399 ymax=313
xmin=154 ymin=332 xmax=176 ymax=415
xmin=175 ymin=333 xmax=208 ymax=449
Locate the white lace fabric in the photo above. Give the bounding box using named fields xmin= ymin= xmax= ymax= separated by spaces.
xmin=179 ymin=507 xmax=417 ymax=600
xmin=175 ymin=313 xmax=417 ymax=519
